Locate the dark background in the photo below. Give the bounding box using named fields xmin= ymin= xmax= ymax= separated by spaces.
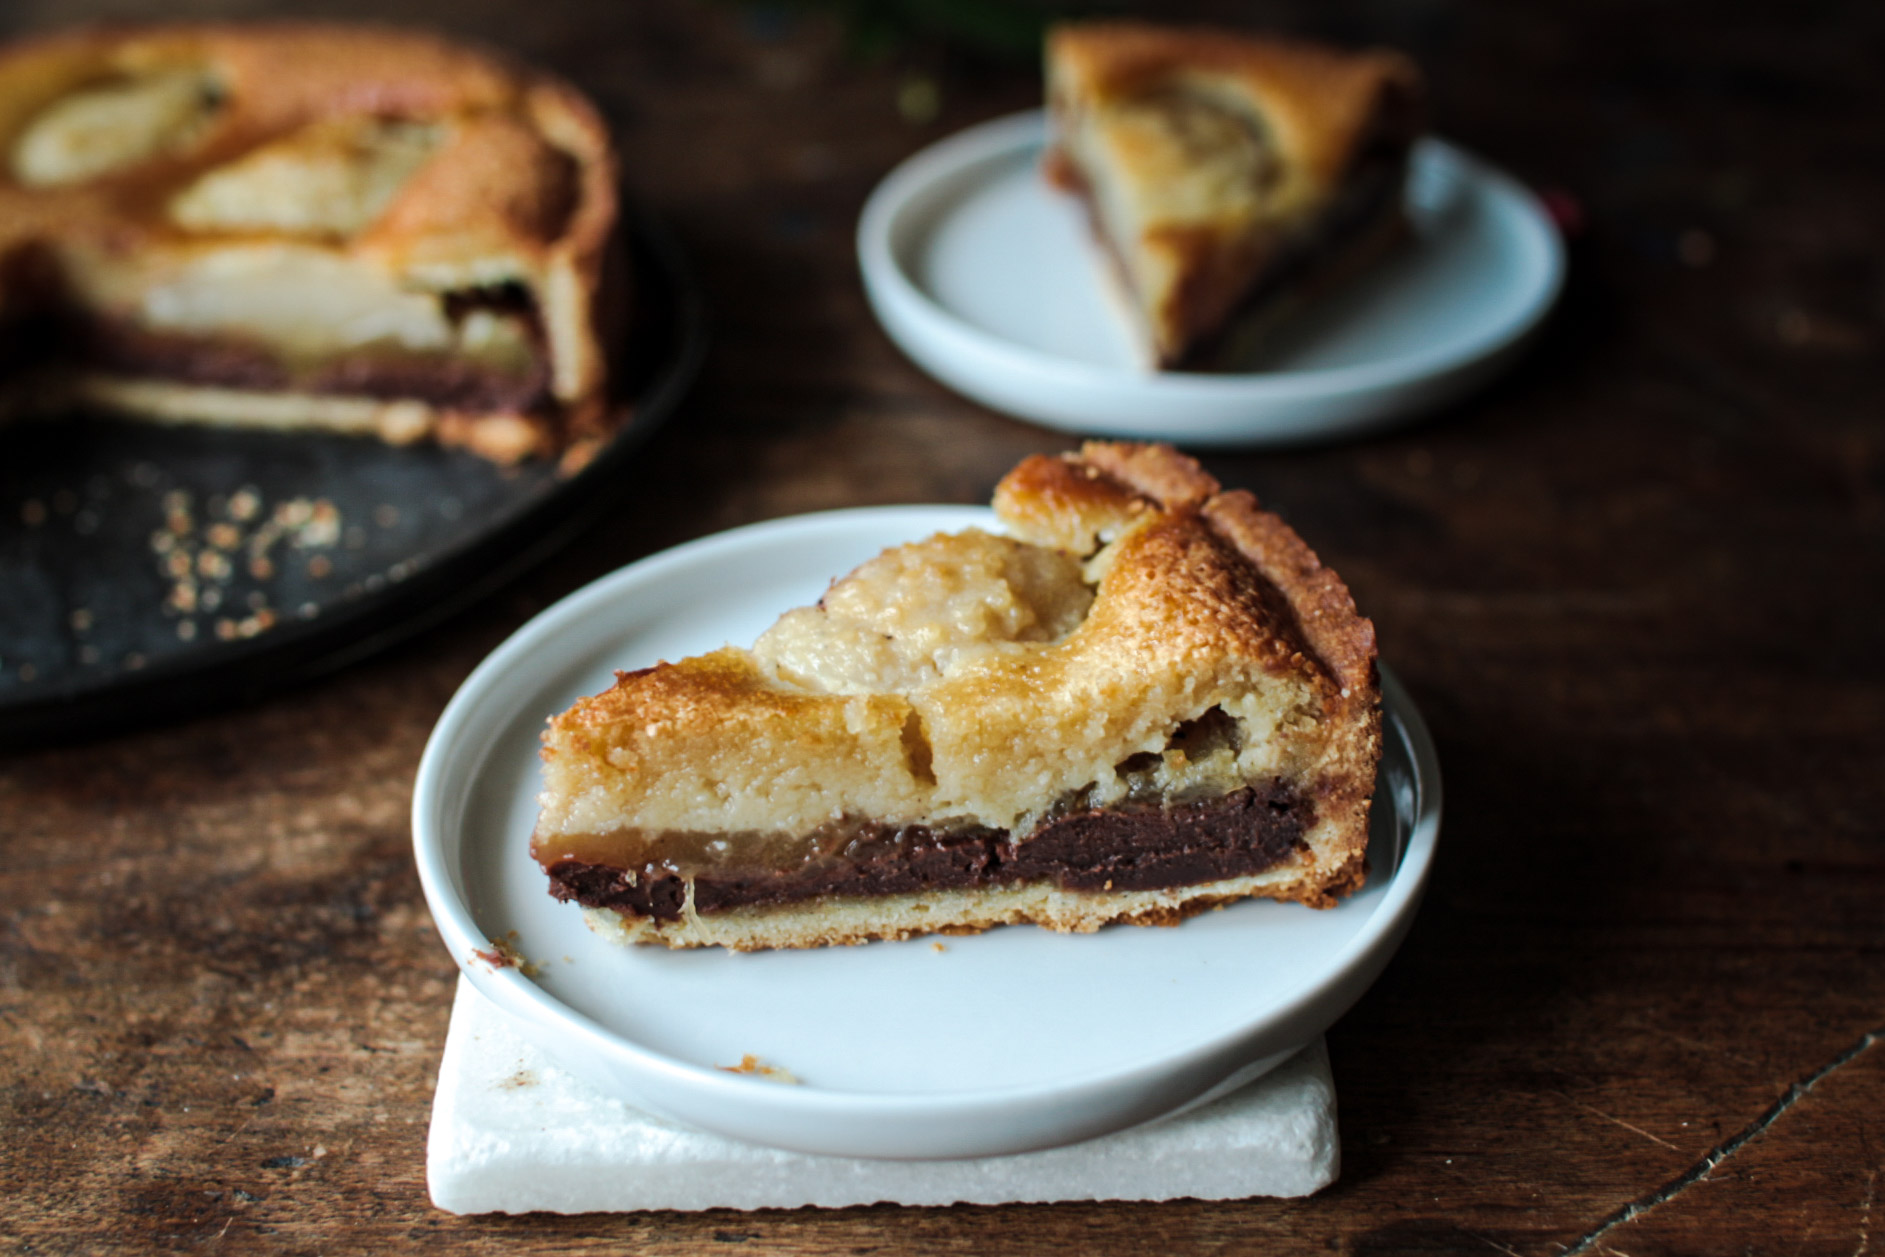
xmin=3 ymin=1 xmax=1881 ymax=1252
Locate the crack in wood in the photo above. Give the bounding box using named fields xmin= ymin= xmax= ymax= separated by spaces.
xmin=1855 ymin=1167 xmax=1876 ymax=1257
xmin=1560 ymin=1027 xmax=1883 ymax=1256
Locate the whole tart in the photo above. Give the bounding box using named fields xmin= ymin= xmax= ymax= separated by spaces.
xmin=532 ymin=442 xmax=1381 ymax=951
xmin=1044 ymin=21 xmax=1424 ymax=369
xmin=0 ymin=23 xmax=621 ymax=463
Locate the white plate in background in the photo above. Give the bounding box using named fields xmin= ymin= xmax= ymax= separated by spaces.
xmin=858 ymin=111 xmax=1563 ymax=445
xmin=413 ymin=507 xmax=1442 ymax=1159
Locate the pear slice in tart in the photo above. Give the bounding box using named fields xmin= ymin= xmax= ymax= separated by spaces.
xmin=1044 ymin=21 xmax=1423 ymax=369
xmin=531 ymin=442 xmax=1381 ymax=951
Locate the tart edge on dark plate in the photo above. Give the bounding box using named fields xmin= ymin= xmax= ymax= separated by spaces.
xmin=0 ymin=202 xmax=706 ymax=752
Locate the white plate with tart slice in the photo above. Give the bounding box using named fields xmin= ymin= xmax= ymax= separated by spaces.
xmin=414 ymin=502 xmax=1442 ymax=1160
xmin=858 ymin=111 xmax=1563 ymax=445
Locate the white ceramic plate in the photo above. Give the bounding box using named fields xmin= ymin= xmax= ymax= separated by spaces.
xmin=413 ymin=507 xmax=1442 ymax=1159
xmin=857 ymin=111 xmax=1564 ymax=445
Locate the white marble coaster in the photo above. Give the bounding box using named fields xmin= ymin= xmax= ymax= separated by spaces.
xmin=427 ymin=977 xmax=1339 ymax=1214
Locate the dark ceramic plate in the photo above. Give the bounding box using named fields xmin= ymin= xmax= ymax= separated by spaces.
xmin=0 ymin=210 xmax=704 ymax=750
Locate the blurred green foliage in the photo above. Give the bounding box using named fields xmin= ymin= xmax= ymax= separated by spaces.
xmin=751 ymin=0 xmax=1102 ymax=63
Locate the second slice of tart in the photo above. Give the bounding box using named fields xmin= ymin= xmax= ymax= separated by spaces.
xmin=1045 ymin=21 xmax=1423 ymax=369
xmin=531 ymin=442 xmax=1381 ymax=951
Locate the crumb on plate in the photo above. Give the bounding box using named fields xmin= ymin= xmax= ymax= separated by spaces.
xmin=718 ymin=1054 xmax=801 ymax=1085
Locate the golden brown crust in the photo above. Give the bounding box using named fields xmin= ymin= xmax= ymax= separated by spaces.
xmin=0 ymin=21 xmax=620 ymax=459
xmin=996 ymin=440 xmax=1376 ymax=697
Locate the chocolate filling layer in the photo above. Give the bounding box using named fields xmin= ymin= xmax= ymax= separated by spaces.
xmin=3 ymin=245 xmax=556 ymax=412
xmin=544 ymin=782 xmax=1313 ymax=922
xmin=66 ymin=315 xmax=553 ymax=413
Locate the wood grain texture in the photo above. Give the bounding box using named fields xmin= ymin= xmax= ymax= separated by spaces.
xmin=3 ymin=0 xmax=1882 ymax=1253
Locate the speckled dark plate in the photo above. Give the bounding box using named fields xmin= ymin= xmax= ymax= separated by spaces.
xmin=0 ymin=209 xmax=704 ymax=751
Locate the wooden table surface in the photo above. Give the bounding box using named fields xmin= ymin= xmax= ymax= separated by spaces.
xmin=4 ymin=1 xmax=1881 ymax=1252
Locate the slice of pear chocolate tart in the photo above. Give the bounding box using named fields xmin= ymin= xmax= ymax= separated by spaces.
xmin=532 ymin=442 xmax=1380 ymax=950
